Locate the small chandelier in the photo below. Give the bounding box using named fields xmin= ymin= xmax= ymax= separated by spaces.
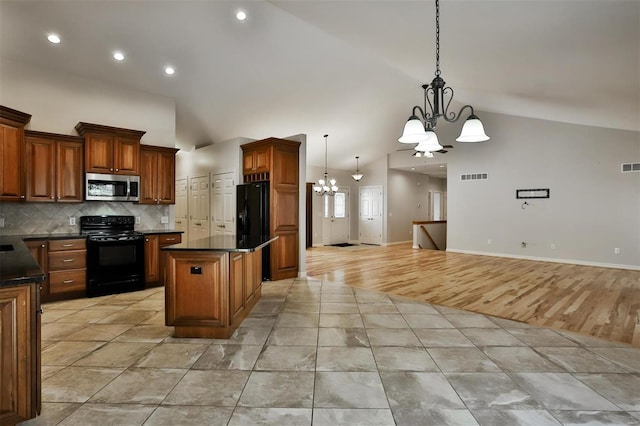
xmin=313 ymin=134 xmax=338 ymax=196
xmin=351 ymin=156 xmax=363 ymax=181
xmin=399 ymin=0 xmax=489 ymax=150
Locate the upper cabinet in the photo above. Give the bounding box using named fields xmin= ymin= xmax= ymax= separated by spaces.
xmin=242 ymin=144 xmax=271 ymax=181
xmin=25 ymin=131 xmax=84 ymax=203
xmin=140 ymin=145 xmax=179 ymax=204
xmin=75 ymin=122 xmax=145 ymax=175
xmin=0 ymin=106 xmax=32 ymax=201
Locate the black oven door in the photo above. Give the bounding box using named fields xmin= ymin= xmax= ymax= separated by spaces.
xmin=86 ymin=236 xmax=145 ymax=297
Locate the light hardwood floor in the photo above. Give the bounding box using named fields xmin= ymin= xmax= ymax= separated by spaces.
xmin=306 ymin=244 xmax=640 ymax=347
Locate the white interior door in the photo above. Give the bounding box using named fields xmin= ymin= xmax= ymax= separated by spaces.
xmin=211 ymin=171 xmax=236 ymax=236
xmin=322 ymin=188 xmax=350 ymax=245
xmin=188 ymin=175 xmax=210 ymax=240
xmin=174 ymin=177 xmax=189 ymax=241
xmin=359 ymin=185 xmax=383 ymax=245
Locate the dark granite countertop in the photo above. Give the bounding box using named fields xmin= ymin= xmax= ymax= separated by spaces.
xmin=17 ymin=233 xmax=85 ymax=241
xmin=0 ymin=235 xmax=45 ymax=287
xmin=162 ymin=235 xmax=277 ymax=253
xmin=138 ymin=229 xmax=184 ymax=235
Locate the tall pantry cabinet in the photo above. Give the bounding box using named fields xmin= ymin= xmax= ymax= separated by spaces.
xmin=241 ymin=138 xmax=300 ymax=281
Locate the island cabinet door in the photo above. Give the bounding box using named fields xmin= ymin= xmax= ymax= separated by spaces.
xmin=165 ymin=251 xmax=228 ymax=328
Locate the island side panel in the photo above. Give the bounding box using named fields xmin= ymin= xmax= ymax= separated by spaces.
xmin=165 ymin=251 xmax=229 ymax=338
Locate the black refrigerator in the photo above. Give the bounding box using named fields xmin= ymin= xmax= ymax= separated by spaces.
xmin=236 ymin=182 xmax=271 ymax=280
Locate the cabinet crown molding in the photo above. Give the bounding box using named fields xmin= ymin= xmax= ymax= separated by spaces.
xmin=75 ymin=122 xmax=146 ymax=139
xmin=0 ymin=105 xmax=32 ymax=124
xmin=25 ymin=129 xmax=84 ymax=143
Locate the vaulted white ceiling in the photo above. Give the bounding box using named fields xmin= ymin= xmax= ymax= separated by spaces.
xmin=1 ymin=0 xmax=638 ymax=171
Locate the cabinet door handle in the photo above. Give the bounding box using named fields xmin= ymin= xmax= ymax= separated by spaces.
xmin=110 ymin=168 xmax=113 ymax=171
xmin=62 ymin=243 xmax=75 ymax=247
xmin=63 ymin=280 xmax=74 ymax=284
xmin=62 ymin=259 xmax=75 ymax=263
xmin=165 ymin=238 xmax=176 ymax=241
xmin=20 ymin=195 xmax=25 ymax=199
xmin=115 ymin=168 xmax=119 ymax=172
xmin=145 ymin=238 xmax=149 ymax=242
xmin=41 ymin=244 xmax=46 ymax=248
xmin=51 ymin=196 xmax=55 ymax=199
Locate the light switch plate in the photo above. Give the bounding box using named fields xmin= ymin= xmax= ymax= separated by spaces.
xmin=161 ymin=216 xmax=169 ymax=224
xmin=69 ymin=217 xmax=76 ymax=226
xmin=135 ymin=216 xmax=141 ymax=224
xmin=0 ymin=218 xmax=4 ymax=227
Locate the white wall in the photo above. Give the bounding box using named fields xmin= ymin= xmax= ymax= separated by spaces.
xmin=0 ymin=59 xmax=176 ymax=146
xmin=445 ymin=111 xmax=640 ymax=269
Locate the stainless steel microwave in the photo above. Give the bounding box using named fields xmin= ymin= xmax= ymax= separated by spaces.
xmin=85 ymin=173 xmax=140 ymax=202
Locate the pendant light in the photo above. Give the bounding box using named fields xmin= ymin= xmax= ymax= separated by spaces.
xmin=399 ymin=0 xmax=489 ymax=149
xmin=351 ymin=156 xmax=363 ymax=181
xmin=313 ymin=134 xmax=339 ymax=196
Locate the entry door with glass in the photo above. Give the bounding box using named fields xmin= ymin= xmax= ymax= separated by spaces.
xmin=322 ymin=188 xmax=349 ymax=245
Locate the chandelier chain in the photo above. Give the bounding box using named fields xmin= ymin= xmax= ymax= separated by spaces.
xmin=435 ymin=0 xmax=440 ymax=77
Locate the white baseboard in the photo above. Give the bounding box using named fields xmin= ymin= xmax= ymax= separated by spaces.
xmin=446 ymin=248 xmax=640 ymax=271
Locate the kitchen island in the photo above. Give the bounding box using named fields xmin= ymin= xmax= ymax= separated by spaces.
xmin=162 ymin=235 xmax=277 ymax=338
xmin=0 ymin=235 xmax=44 ymax=425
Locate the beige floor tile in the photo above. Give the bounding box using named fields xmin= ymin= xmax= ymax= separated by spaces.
xmin=73 ymin=342 xmax=156 ymax=367
xmin=97 ymin=309 xmax=157 ymax=325
xmin=65 ymin=324 xmax=133 ymax=341
xmin=56 ymin=403 xmax=156 ymax=425
xmin=42 ymin=341 xmax=106 ymax=366
xmin=42 ymin=366 xmax=123 ymax=403
xmin=89 ymin=367 xmax=186 ymax=404
xmin=112 ymin=324 xmax=174 ymax=343
xmin=134 ymin=342 xmax=209 ymax=368
xmin=41 ymin=323 xmax=88 ymax=341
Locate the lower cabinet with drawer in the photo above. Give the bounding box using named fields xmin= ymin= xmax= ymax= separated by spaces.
xmin=144 ymin=233 xmax=182 ymax=287
xmin=46 ymin=238 xmax=87 ymax=301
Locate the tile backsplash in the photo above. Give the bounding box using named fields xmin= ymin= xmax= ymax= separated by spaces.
xmin=0 ymin=201 xmax=170 ymax=235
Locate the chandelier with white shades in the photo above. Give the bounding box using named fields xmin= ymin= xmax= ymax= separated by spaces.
xmin=313 ymin=134 xmax=339 ymax=196
xmin=399 ymin=0 xmax=490 ymax=152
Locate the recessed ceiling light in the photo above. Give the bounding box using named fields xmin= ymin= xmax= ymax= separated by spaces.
xmin=47 ymin=34 xmax=61 ymax=44
xmin=410 ymin=167 xmax=416 ymax=171
xmin=439 ymin=165 xmax=445 ymax=168
xmin=164 ymin=66 xmax=175 ymax=75
xmin=113 ymin=52 xmax=125 ymax=61
xmin=236 ymin=10 xmax=247 ymax=21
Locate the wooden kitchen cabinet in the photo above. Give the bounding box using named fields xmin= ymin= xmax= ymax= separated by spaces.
xmin=75 ymin=122 xmax=145 ymax=175
xmin=25 ymin=131 xmax=84 ymax=203
xmin=242 ymin=144 xmax=271 ymax=179
xmin=140 ymin=145 xmax=179 ymax=204
xmin=241 ymin=138 xmax=300 ymax=280
xmin=47 ymin=238 xmax=87 ymax=300
xmin=144 ymin=233 xmax=182 ymax=286
xmin=0 ymin=105 xmax=31 ymax=201
xmin=25 ymin=240 xmax=49 ymax=300
xmin=0 ymin=283 xmax=41 ymax=425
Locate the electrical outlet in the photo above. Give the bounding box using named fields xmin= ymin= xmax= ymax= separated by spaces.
xmin=161 ymin=216 xmax=169 ymax=224
xmin=69 ymin=217 xmax=76 ymax=226
xmin=487 ymin=239 xmax=492 ymax=245
xmin=135 ymin=216 xmax=141 ymax=224
xmin=521 ymin=242 xmax=527 ymax=248
xmin=614 ymin=248 xmax=621 ymax=255
xmin=0 ymin=218 xmax=4 ymax=228
xmin=550 ymin=243 xmax=556 ymax=249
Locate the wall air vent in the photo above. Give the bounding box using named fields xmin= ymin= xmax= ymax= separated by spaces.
xmin=460 ymin=173 xmax=488 ymax=181
xmin=621 ymin=163 xmax=640 ymax=173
